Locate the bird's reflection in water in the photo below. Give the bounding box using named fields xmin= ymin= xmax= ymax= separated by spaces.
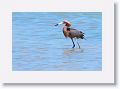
xmin=63 ymin=48 xmax=84 ymax=57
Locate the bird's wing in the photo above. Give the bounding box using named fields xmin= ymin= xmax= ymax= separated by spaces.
xmin=68 ymin=29 xmax=84 ymax=39
xmin=67 ymin=28 xmax=76 ymax=31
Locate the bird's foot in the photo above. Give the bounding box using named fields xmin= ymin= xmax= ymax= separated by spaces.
xmin=72 ymin=45 xmax=75 ymax=48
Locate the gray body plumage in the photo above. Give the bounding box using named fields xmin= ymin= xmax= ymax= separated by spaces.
xmin=67 ymin=28 xmax=85 ymax=39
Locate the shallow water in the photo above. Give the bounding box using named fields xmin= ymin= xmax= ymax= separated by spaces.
xmin=12 ymin=12 xmax=102 ymax=71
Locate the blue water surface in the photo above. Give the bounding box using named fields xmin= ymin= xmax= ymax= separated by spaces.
xmin=12 ymin=12 xmax=102 ymax=71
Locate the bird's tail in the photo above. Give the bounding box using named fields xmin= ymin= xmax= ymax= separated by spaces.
xmin=83 ymin=36 xmax=86 ymax=40
xmin=80 ymin=31 xmax=86 ymax=40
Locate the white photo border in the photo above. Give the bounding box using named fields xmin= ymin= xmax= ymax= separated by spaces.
xmin=0 ymin=0 xmax=114 ymax=83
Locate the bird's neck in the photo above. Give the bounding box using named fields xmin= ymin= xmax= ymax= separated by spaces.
xmin=63 ymin=26 xmax=68 ymax=31
xmin=63 ymin=26 xmax=69 ymax=38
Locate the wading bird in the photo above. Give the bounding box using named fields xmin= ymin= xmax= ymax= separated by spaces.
xmin=55 ymin=20 xmax=85 ymax=48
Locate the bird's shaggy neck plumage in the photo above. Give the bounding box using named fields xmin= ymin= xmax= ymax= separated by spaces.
xmin=63 ymin=21 xmax=71 ymax=27
xmin=63 ymin=26 xmax=69 ymax=38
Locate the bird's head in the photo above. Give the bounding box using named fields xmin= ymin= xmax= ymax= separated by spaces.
xmin=54 ymin=20 xmax=71 ymax=27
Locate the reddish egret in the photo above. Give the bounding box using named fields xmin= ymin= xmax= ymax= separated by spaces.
xmin=55 ymin=20 xmax=85 ymax=48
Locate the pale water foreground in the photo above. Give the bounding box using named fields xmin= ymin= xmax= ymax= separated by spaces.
xmin=12 ymin=12 xmax=102 ymax=71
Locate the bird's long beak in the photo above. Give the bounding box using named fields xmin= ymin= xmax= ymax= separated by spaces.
xmin=54 ymin=22 xmax=63 ymax=26
xmin=54 ymin=24 xmax=59 ymax=26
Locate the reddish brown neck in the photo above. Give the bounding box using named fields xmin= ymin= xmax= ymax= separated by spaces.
xmin=65 ymin=23 xmax=70 ymax=27
xmin=63 ymin=26 xmax=69 ymax=38
xmin=63 ymin=26 xmax=68 ymax=31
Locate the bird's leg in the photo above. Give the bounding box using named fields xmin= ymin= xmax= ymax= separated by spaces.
xmin=77 ymin=41 xmax=80 ymax=49
xmin=71 ymin=38 xmax=75 ymax=48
